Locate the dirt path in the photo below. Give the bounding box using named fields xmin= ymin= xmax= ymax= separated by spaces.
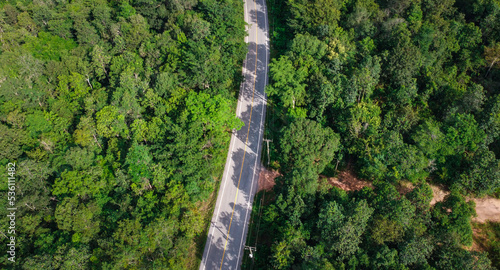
xmin=473 ymin=197 xmax=500 ymax=223
xmin=430 ymin=185 xmax=500 ymax=223
xmin=324 ymin=169 xmax=372 ymax=192
xmin=257 ymin=168 xmax=500 ymax=223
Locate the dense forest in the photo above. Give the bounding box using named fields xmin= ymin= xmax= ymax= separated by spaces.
xmin=2 ymin=0 xmax=500 ymax=268
xmin=0 ymin=0 xmax=246 ymax=268
xmin=251 ymin=0 xmax=500 ymax=269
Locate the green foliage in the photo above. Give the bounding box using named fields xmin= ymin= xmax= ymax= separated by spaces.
xmin=371 ymin=217 xmax=404 ymax=245
xmin=267 ymin=55 xmax=309 ymax=109
xmin=23 ymin=32 xmax=77 ymax=61
xmin=412 ymin=120 xmax=444 ymax=159
xmin=119 ymin=1 xmax=136 ymax=19
xmin=25 ymin=111 xmax=52 ymax=138
xmin=55 ymin=197 xmax=101 ymax=243
xmin=0 ymin=0 xmax=246 ymax=267
xmin=473 ymin=222 xmax=500 ymax=269
xmin=347 ymin=101 xmax=381 ymax=143
xmin=184 ymin=91 xmax=243 ymax=133
xmin=458 ymin=147 xmax=500 ymax=196
xmin=52 ymin=168 xmax=107 ymax=198
xmin=433 ymin=240 xmax=494 ymax=270
xmin=280 ymin=118 xmax=340 ymax=174
xmin=287 ymin=0 xmax=345 ymax=33
xmin=398 ymin=237 xmax=434 ymax=266
xmin=361 ymin=131 xmax=429 ymax=182
xmin=432 ymin=191 xmax=476 ymax=246
xmin=265 ymin=3 xmax=498 ymax=190
xmin=407 ymin=183 xmax=433 ymax=211
xmin=126 ymin=143 xmax=152 ymax=185
xmin=254 ymin=180 xmax=490 ymax=269
xmin=253 ymin=0 xmax=500 ymax=268
xmin=318 ymin=199 xmax=374 ymax=260
xmin=96 ymin=106 xmax=129 ymax=138
xmin=442 ymin=113 xmax=485 ymax=155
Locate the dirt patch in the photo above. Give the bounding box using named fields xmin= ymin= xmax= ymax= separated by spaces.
xmin=430 ymin=184 xmax=449 ymax=206
xmin=258 ymin=167 xmax=372 ymax=194
xmin=470 ymin=226 xmax=489 ymax=252
xmin=260 ymin=166 xmax=500 ymax=224
xmin=429 ymin=184 xmax=500 ymax=223
xmin=397 ymin=181 xmax=415 ymax=195
xmin=258 ymin=168 xmax=280 ymax=192
xmin=324 ymin=169 xmax=372 ymax=192
xmin=473 ymin=197 xmax=500 ymax=223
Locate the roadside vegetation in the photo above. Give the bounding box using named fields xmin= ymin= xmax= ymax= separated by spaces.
xmin=252 ymin=0 xmax=500 ymax=269
xmin=474 ymin=222 xmax=500 ymax=269
xmin=0 ymin=0 xmax=246 ymax=268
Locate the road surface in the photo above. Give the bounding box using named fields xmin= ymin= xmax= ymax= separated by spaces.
xmin=199 ymin=0 xmax=269 ymax=269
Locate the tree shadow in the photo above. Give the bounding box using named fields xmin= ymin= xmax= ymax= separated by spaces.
xmin=237 ymin=42 xmax=268 ymax=154
xmin=200 ymin=1 xmax=271 ymax=267
xmin=248 ymin=0 xmax=270 ymax=34
xmin=203 ymin=202 xmax=247 ymax=269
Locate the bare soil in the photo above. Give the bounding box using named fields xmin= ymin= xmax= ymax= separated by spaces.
xmin=258 ymin=168 xmax=280 ymax=192
xmin=473 ymin=197 xmax=500 ymax=223
xmin=430 ymin=184 xmax=449 ymax=206
xmin=470 ymin=227 xmax=489 ymax=252
xmin=397 ymin=181 xmax=415 ymax=195
xmin=324 ymin=169 xmax=373 ymax=192
xmin=429 ymin=184 xmax=500 ymax=223
xmin=257 ymin=167 xmax=500 ymax=224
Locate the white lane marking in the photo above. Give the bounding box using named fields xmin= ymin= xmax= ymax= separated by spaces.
xmin=236 ymin=0 xmax=270 ymax=267
xmin=200 ymin=0 xmax=253 ymax=269
xmin=244 ymin=0 xmax=248 ymax=44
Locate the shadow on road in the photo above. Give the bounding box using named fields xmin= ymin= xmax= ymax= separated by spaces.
xmin=205 ymin=201 xmax=247 ymax=269
xmin=248 ymin=1 xmax=269 ymax=34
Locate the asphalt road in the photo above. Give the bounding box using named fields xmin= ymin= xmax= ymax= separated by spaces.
xmin=199 ymin=0 xmax=269 ymax=269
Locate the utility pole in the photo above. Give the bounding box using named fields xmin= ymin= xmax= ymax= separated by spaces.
xmin=245 ymin=246 xmax=256 ymax=259
xmin=263 ymin=139 xmax=272 ymax=166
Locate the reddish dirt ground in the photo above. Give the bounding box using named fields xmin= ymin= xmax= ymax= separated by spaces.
xmin=258 ymin=168 xmax=280 ymax=192
xmin=257 ymin=167 xmax=372 ymax=193
xmin=324 ymin=169 xmax=373 ymax=192
xmin=257 ymin=167 xmax=500 ymax=224
xmin=396 ymin=181 xmax=415 ymax=195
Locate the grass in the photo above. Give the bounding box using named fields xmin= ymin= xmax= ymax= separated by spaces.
xmin=472 ymin=222 xmax=500 ymax=269
xmin=241 ymin=190 xmax=270 ymax=269
xmin=191 ymin=179 xmax=221 ymax=269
